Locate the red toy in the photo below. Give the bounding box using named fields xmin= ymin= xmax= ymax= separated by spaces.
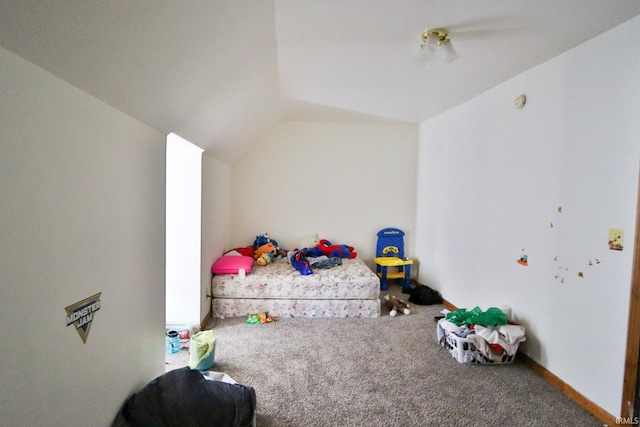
xmin=316 ymin=239 xmax=357 ymax=259
xmin=231 ymin=246 xmax=254 ymax=257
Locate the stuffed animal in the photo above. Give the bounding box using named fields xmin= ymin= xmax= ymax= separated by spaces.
xmin=256 ymin=252 xmax=274 ymax=266
xmin=254 ymin=233 xmax=286 ymax=257
xmin=254 ymin=243 xmax=276 ymax=266
xmin=254 ymin=233 xmax=273 ymax=250
xmin=316 ymin=239 xmax=357 ymax=259
xmin=297 ymin=233 xmax=319 ymax=250
xmin=384 ymin=295 xmax=410 ymax=317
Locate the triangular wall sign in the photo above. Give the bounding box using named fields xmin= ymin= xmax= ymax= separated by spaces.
xmin=65 ymin=292 xmax=102 ymax=343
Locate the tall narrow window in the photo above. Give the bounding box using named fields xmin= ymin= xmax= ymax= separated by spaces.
xmin=165 ymin=132 xmax=203 ymax=327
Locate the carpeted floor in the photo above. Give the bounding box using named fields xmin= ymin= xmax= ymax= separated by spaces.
xmin=166 ymin=286 xmax=603 ymax=427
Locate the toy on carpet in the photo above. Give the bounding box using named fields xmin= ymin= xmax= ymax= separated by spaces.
xmin=316 ymin=239 xmax=357 ymax=259
xmin=246 ymin=312 xmax=274 ymax=324
xmin=254 ymin=243 xmax=277 ymax=266
xmin=384 ymin=295 xmax=410 ymax=317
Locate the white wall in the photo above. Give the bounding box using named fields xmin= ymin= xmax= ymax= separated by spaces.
xmin=0 ymin=47 xmax=166 ymax=426
xmin=415 ymin=17 xmax=640 ymax=416
xmin=231 ymin=121 xmax=418 ymax=266
xmin=201 ymin=153 xmax=232 ymax=320
xmin=165 ymin=133 xmax=203 ymax=327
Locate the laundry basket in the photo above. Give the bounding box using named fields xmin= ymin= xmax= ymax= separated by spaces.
xmin=437 ymin=320 xmax=518 ymax=364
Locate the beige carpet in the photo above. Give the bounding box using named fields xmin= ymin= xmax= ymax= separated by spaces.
xmin=165 ymin=287 xmax=602 ymax=427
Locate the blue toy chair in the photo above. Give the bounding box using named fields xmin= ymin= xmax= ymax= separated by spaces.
xmin=374 ymin=228 xmax=413 ymax=291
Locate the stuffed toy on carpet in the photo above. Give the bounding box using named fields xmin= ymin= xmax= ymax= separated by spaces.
xmin=384 ymin=295 xmax=410 ymax=317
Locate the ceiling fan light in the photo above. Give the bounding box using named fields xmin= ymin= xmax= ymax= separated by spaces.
xmin=417 ymin=35 xmax=440 ymax=67
xmin=439 ymin=39 xmax=459 ymax=63
xmin=416 ymin=28 xmax=459 ymax=66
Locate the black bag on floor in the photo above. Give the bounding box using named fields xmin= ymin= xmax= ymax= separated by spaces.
xmin=112 ymin=367 xmax=256 ymax=427
xmin=409 ymin=284 xmax=443 ymax=305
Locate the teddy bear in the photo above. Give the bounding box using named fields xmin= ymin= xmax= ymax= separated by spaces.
xmin=384 ymin=295 xmax=410 ymax=317
xmin=297 ymin=233 xmax=319 ymax=250
xmin=316 ymin=239 xmax=357 ymax=259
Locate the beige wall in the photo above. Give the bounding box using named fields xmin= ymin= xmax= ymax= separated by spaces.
xmin=201 ymin=153 xmax=232 ymax=320
xmin=415 ymin=16 xmax=640 ymax=416
xmin=230 ymin=121 xmax=418 ymax=268
xmin=0 ymin=46 xmax=166 ymax=426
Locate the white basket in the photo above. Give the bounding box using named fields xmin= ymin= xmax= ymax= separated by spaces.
xmin=437 ymin=321 xmax=518 ymax=364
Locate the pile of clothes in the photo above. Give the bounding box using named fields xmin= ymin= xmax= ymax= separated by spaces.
xmin=287 ymin=239 xmax=357 ymax=275
xmin=437 ymin=306 xmax=526 ymax=364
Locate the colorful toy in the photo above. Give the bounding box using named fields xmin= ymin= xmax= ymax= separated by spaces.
xmin=254 ymin=243 xmax=276 ymax=265
xmin=256 ymin=252 xmax=275 ymax=267
xmin=384 ymin=295 xmax=410 ymax=317
xmin=316 ymin=239 xmax=357 ymax=259
xmin=254 ymin=233 xmax=286 ymax=257
xmin=375 ymin=228 xmax=413 ymax=291
xmin=256 ymin=251 xmax=274 ymax=266
xmin=254 ymin=233 xmax=273 ymax=249
xmin=258 ymin=312 xmax=274 ymax=323
xmin=246 ymin=312 xmax=274 ymax=324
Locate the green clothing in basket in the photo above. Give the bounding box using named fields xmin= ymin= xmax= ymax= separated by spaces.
xmin=445 ymin=306 xmax=508 ymax=328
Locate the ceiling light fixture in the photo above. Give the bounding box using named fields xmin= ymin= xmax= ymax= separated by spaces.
xmin=417 ymin=28 xmax=459 ymax=66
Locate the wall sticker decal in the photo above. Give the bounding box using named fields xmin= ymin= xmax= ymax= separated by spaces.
xmin=65 ymin=292 xmax=102 ymax=343
xmin=608 ymin=228 xmax=623 ymax=251
xmin=517 ymin=248 xmax=528 ymax=266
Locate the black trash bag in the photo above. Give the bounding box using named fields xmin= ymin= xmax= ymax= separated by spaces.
xmin=408 ymin=284 xmax=443 ymax=305
xmin=112 ymin=367 xmax=256 ymax=427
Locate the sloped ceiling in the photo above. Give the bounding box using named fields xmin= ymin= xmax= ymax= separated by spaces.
xmin=1 ymin=1 xmax=639 ymax=163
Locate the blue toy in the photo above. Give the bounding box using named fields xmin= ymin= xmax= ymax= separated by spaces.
xmin=254 ymin=233 xmax=278 ymax=249
xmin=254 ymin=233 xmax=286 ymax=257
xmin=316 ymin=239 xmax=357 ymax=259
xmin=374 ymin=228 xmax=413 ymax=291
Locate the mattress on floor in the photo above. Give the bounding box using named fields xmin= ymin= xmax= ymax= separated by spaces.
xmin=211 ymin=257 xmax=380 ymax=300
xmin=211 ymin=257 xmax=381 ymax=318
xmin=212 ymin=297 xmax=381 ymax=318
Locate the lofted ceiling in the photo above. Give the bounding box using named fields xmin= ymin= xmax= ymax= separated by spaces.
xmin=1 ymin=1 xmax=639 ymax=163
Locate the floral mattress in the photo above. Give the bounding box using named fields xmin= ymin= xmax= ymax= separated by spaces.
xmin=211 ymin=257 xmax=380 ymax=318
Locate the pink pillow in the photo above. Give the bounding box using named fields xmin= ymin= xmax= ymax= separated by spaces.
xmin=211 ymin=255 xmax=254 ymax=275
